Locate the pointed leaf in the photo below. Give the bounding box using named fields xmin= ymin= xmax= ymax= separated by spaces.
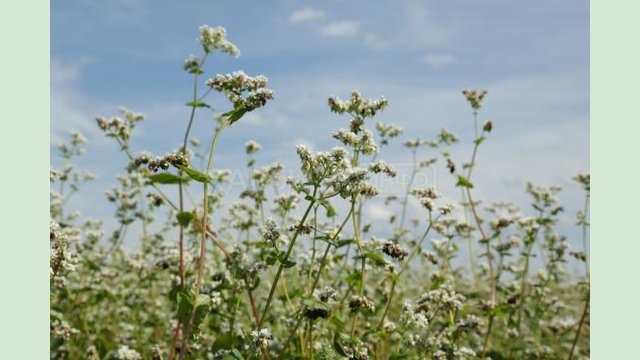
xmin=149 ymin=172 xmax=189 ymax=184
xmin=179 ymin=166 xmax=211 ymax=183
xmin=456 ymin=176 xmax=474 ymax=188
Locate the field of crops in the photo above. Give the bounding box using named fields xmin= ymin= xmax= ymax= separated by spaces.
xmin=50 ymin=25 xmax=589 ymax=360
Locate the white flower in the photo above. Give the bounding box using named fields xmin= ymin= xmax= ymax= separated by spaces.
xmin=207 ymin=71 xmax=274 ymax=111
xmin=245 ymin=140 xmax=262 ymax=155
xmin=198 ymin=25 xmax=240 ymax=56
xmin=262 ymin=219 xmax=280 ymax=245
xmin=116 ymin=345 xmax=141 ymax=360
xmin=369 ymin=160 xmax=397 ymax=177
xmin=248 ymin=328 xmax=273 ymax=354
xmin=382 ymin=320 xmax=397 ymax=333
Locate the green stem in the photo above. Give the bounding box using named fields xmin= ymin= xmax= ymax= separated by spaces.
xmin=259 ymin=188 xmax=318 ymax=328
xmin=377 ymin=213 xmax=437 ymax=329
xmin=399 ymin=150 xmax=417 ymax=230
xmin=279 ymin=208 xmax=353 ymax=354
xmin=350 ymin=195 xmax=365 ymax=336
xmin=582 ymin=192 xmax=590 ymax=275
xmin=568 ymin=292 xmax=589 ymax=360
xmin=180 ymin=121 xmax=226 ymax=358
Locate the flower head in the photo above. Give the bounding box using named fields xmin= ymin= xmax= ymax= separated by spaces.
xmin=198 ymin=25 xmax=240 ymax=56
xmin=462 ymin=89 xmax=488 ymax=111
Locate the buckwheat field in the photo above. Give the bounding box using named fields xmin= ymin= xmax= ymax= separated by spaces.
xmin=50 ymin=25 xmax=589 ymax=360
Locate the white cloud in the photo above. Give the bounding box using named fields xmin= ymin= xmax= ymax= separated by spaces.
xmin=50 ymin=59 xmax=97 ymax=145
xmin=363 ymin=33 xmax=391 ymax=50
xmin=319 ymin=20 xmax=360 ymax=38
xmin=289 ymin=7 xmax=326 ymax=24
xmin=420 ymin=53 xmax=456 ymax=67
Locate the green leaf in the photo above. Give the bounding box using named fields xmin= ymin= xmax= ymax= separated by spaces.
xmin=190 ymin=294 xmax=212 ymax=340
xmin=330 ymin=315 xmax=345 ymax=328
xmin=536 ymin=217 xmax=553 ymax=225
xmin=149 ymin=172 xmax=189 ymax=184
xmin=485 ymin=350 xmax=509 ymax=360
xmin=336 ymin=239 xmax=354 ymax=248
xmin=185 ymin=100 xmax=211 ymax=109
xmin=176 ymin=287 xmax=195 ymax=322
xmin=320 ymin=200 xmax=336 ymax=217
xmin=226 ymin=349 xmax=245 ymax=360
xmin=221 ymin=108 xmax=248 ymax=125
xmin=279 ymin=257 xmax=296 ymax=268
xmin=487 ymin=303 xmax=511 ymax=319
xmin=363 ymin=330 xmax=382 ymax=343
xmin=302 ymin=298 xmax=333 ymax=312
xmin=354 ymin=252 xmax=387 ymax=266
xmin=389 ymin=352 xmax=411 ymax=360
xmin=212 ymin=335 xmax=241 ymax=351
xmin=333 ymin=333 xmax=349 ymax=357
xmin=179 ymin=166 xmax=211 ymax=183
xmin=345 ymin=271 xmax=361 ymax=288
xmin=456 ymin=176 xmax=474 ymax=188
xmin=176 ymin=211 xmax=197 ymax=227
xmin=316 ymin=235 xmax=338 ymax=247
xmin=474 ymin=136 xmax=486 ymax=145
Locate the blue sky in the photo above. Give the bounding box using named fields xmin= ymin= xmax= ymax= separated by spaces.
xmin=51 ymin=0 xmax=589 ymax=267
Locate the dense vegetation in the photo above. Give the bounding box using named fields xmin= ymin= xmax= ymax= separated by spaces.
xmin=50 ymin=25 xmax=590 ymax=360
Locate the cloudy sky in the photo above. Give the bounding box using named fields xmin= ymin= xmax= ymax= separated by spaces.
xmin=51 ymin=0 xmax=589 ymax=266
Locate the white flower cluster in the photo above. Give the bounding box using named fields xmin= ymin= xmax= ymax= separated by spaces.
xmin=208 ymin=71 xmax=267 ymax=92
xmin=314 ymin=286 xmax=338 ymax=303
xmin=183 ymin=54 xmax=201 ymax=74
xmin=333 ymin=129 xmax=380 ymax=155
xmin=251 ymin=162 xmax=283 ymax=186
xmin=70 ymin=132 xmax=87 ymax=146
xmin=452 ymin=347 xmax=476 ymax=359
xmin=295 ymin=145 xmax=350 ymax=184
xmin=50 ymin=319 xmax=79 ymax=341
xmin=400 ymin=302 xmax=429 ymax=329
xmin=382 ymin=240 xmax=408 ymax=260
xmin=573 ymin=173 xmax=590 ymax=191
xmin=456 ymin=314 xmax=482 ymax=332
xmin=146 ymin=150 xmax=190 ymax=172
xmin=248 ymin=328 xmax=273 ymax=354
xmin=349 ymin=295 xmax=376 ymax=314
xmin=198 ymin=25 xmax=240 ymax=57
xmin=382 ymin=320 xmax=397 ymax=333
xmin=328 ymin=90 xmax=389 ymax=118
xmin=207 ymin=71 xmax=274 ymax=112
xmin=516 ymin=216 xmax=540 ymax=234
xmin=273 ymin=193 xmax=298 ymax=214
xmin=96 ymin=116 xmax=130 ymax=141
xmin=462 ymin=89 xmax=488 ymax=110
xmin=369 ymin=160 xmax=397 ymax=177
xmin=95 ymin=109 xmax=145 ymax=143
xmin=411 ymin=186 xmax=442 ymax=212
xmin=50 ymin=220 xmax=77 ymax=280
xmin=494 ymin=235 xmax=522 ymax=253
xmin=438 ymin=203 xmax=455 ymax=215
xmin=262 ymin=219 xmax=280 ymax=245
xmin=115 ymin=345 xmax=142 ymax=360
xmin=526 ymin=182 xmax=561 ymax=208
xmin=415 ymin=284 xmax=465 ymax=313
xmin=210 ymin=291 xmax=223 ymax=309
xmin=329 ymin=167 xmax=379 ymax=198
xmin=437 ymin=128 xmax=459 ymax=145
xmin=375 ymin=122 xmax=404 ymax=143
xmin=403 ymin=138 xmax=437 ymax=149
xmin=245 ymin=140 xmax=262 ymax=155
